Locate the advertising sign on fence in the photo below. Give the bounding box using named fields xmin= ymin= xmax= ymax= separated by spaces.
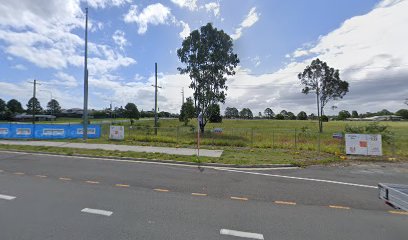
xmin=0 ymin=124 xmax=101 ymax=139
xmin=345 ymin=134 xmax=382 ymax=156
xmin=109 ymin=125 xmax=124 ymax=140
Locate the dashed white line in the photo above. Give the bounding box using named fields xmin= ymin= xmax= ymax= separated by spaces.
xmin=0 ymin=194 xmax=16 ymax=200
xmin=220 ymin=229 xmax=264 ymax=239
xmin=81 ymin=208 xmax=112 ymax=216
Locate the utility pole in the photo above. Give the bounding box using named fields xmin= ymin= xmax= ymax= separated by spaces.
xmin=152 ymin=62 xmax=162 ymax=135
xmin=28 ymin=79 xmax=40 ymax=124
xmin=83 ymin=7 xmax=89 ymax=140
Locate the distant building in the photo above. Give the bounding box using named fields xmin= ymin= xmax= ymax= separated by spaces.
xmin=346 ymin=115 xmax=402 ymax=121
xmin=13 ymin=113 xmax=56 ymax=122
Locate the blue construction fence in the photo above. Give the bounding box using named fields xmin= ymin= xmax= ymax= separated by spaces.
xmin=0 ymin=124 xmax=101 ymax=139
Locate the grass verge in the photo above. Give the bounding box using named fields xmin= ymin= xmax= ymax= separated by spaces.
xmin=0 ymin=144 xmax=342 ymax=166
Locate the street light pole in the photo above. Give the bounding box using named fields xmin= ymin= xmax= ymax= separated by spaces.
xmin=83 ymin=7 xmax=89 ymax=140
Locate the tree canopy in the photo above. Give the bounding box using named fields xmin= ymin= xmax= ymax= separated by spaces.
xmin=46 ymin=99 xmax=61 ymax=115
xmin=177 ymin=23 xmax=239 ymax=132
xmin=338 ymin=110 xmax=351 ymax=120
xmin=179 ymin=97 xmax=195 ymax=125
xmin=297 ymin=111 xmax=308 ymax=120
xmin=264 ymin=108 xmax=274 ymax=119
xmin=239 ymin=108 xmax=253 ymax=119
xmin=26 ymin=97 xmax=43 ymax=114
xmin=124 ymin=103 xmax=140 ymax=119
xmin=7 ymin=99 xmax=23 ymax=113
xmin=224 ymin=107 xmax=239 ymax=119
xmin=298 ymin=58 xmax=348 ymax=132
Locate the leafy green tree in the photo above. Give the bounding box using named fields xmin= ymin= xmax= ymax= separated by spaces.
xmin=7 ymin=99 xmax=23 ymax=114
xmin=0 ymin=98 xmax=6 ymax=120
xmin=177 ymin=23 xmax=239 ymax=133
xmin=280 ymin=110 xmax=288 ymax=116
xmin=208 ymin=103 xmax=222 ymax=123
xmin=124 ymin=103 xmax=140 ymax=120
xmin=338 ymin=110 xmax=351 ymax=120
xmin=239 ymin=108 xmax=253 ymax=119
xmin=321 ymin=115 xmax=329 ymax=122
xmin=179 ymin=97 xmax=196 ymax=125
xmin=396 ymin=109 xmax=408 ymax=119
xmin=0 ymin=98 xmax=5 ymax=112
xmin=298 ymin=58 xmax=349 ymax=132
xmin=224 ymin=107 xmax=239 ymax=119
xmin=264 ymin=108 xmax=274 ymax=119
xmin=297 ymin=111 xmax=308 ymax=120
xmin=46 ymin=99 xmax=61 ymax=115
xmin=26 ymin=97 xmax=43 ymax=114
xmin=275 ymin=114 xmax=284 ymax=120
xmin=287 ymin=112 xmax=296 ymax=120
xmin=377 ymin=109 xmax=392 ymax=116
xmin=352 ymin=110 xmax=358 ymax=118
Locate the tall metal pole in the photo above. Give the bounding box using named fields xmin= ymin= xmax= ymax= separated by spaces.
xmin=32 ymin=79 xmax=36 ymax=124
xmin=181 ymin=87 xmax=184 ymax=105
xmin=154 ymin=62 xmax=158 ymax=135
xmin=83 ymin=7 xmax=89 ymax=140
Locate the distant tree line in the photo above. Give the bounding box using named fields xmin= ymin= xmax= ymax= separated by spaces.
xmin=0 ymin=97 xmax=178 ymax=121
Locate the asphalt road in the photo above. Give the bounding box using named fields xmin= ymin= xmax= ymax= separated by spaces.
xmin=0 ymin=150 xmax=407 ymax=240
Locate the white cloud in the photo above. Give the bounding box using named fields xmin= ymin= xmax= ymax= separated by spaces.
xmin=85 ymin=0 xmax=132 ymax=9
xmin=52 ymin=72 xmax=79 ymax=88
xmin=123 ymin=3 xmax=172 ymax=34
xmin=224 ymin=0 xmax=408 ymax=114
xmin=204 ymin=2 xmax=220 ymax=17
xmin=179 ymin=21 xmax=191 ymax=39
xmin=112 ymin=30 xmax=128 ymax=50
xmin=0 ymin=0 xmax=135 ymax=73
xmin=11 ymin=64 xmax=27 ymax=71
xmin=171 ymin=0 xmax=198 ymax=11
xmin=231 ymin=7 xmax=260 ymax=40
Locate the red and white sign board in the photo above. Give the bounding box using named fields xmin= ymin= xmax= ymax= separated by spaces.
xmin=345 ymin=134 xmax=382 ymax=156
xmin=109 ymin=126 xmax=124 ymax=140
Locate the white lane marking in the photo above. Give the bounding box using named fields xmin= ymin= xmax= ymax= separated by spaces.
xmin=0 ymin=194 xmax=16 ymax=200
xmin=220 ymin=229 xmax=264 ymax=240
xmin=81 ymin=208 xmax=112 ymax=216
xmin=216 ymin=168 xmax=377 ymax=189
xmin=0 ymin=150 xmax=296 ymax=171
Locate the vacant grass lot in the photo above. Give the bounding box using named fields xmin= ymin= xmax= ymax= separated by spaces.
xmin=1 ymin=118 xmax=407 ymax=165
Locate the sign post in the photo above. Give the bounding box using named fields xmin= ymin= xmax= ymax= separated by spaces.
xmin=197 ymin=112 xmax=203 ymax=158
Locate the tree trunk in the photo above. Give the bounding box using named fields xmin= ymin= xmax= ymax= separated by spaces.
xmin=316 ymin=91 xmax=322 ymax=133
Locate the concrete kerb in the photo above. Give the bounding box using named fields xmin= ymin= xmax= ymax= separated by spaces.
xmin=0 ymin=149 xmax=296 ymax=170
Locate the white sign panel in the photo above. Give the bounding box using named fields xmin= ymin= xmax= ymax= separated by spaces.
xmin=0 ymin=128 xmax=8 ymax=135
xmin=345 ymin=134 xmax=382 ymax=156
xmin=77 ymin=128 xmax=96 ymax=135
xmin=43 ymin=129 xmax=65 ymax=136
xmin=16 ymin=128 xmax=31 ymax=135
xmin=109 ymin=126 xmax=124 ymax=140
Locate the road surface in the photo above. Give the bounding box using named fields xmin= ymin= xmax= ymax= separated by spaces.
xmin=0 ymin=151 xmax=407 ymax=240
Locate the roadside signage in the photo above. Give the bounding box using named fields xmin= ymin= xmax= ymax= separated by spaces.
xmin=109 ymin=125 xmax=124 ymax=140
xmin=345 ymin=134 xmax=382 ymax=156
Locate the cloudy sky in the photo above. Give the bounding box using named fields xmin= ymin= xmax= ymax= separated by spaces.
xmin=0 ymin=0 xmax=407 ymax=115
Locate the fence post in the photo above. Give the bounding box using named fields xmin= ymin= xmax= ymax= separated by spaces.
xmin=176 ymin=126 xmax=179 ymax=143
xmin=272 ymin=130 xmax=275 ymax=149
xmin=251 ymin=128 xmax=254 ymax=147
xmin=392 ymin=135 xmax=396 ymax=157
xmin=317 ymin=132 xmax=321 ymax=156
xmin=294 ymin=128 xmax=297 ymax=150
